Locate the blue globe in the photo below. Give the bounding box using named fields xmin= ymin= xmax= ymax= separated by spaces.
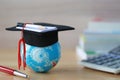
xmin=21 ymin=42 xmax=61 ymax=72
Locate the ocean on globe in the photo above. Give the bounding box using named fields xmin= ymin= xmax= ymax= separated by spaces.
xmin=21 ymin=42 xmax=61 ymax=72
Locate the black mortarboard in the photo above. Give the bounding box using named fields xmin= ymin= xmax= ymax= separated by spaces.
xmin=6 ymin=22 xmax=74 ymax=47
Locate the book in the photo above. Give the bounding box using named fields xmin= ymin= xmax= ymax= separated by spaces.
xmin=76 ymin=21 xmax=120 ymax=60
xmin=86 ymin=21 xmax=120 ymax=34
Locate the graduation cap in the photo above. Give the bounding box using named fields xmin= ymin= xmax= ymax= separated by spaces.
xmin=6 ymin=22 xmax=74 ymax=70
xmin=6 ymin=22 xmax=75 ymax=47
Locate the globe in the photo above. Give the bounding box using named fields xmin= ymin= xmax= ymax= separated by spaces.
xmin=21 ymin=42 xmax=61 ymax=72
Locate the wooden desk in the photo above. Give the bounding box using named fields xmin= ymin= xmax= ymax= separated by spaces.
xmin=0 ymin=49 xmax=120 ymax=80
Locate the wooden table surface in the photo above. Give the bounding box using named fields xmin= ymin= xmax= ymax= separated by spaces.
xmin=0 ymin=49 xmax=120 ymax=80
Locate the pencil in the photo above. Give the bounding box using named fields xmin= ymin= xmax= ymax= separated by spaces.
xmin=0 ymin=65 xmax=29 ymax=78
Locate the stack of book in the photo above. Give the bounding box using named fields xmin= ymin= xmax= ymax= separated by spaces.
xmin=76 ymin=21 xmax=120 ymax=60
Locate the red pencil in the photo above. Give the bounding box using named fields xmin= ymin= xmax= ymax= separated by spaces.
xmin=0 ymin=65 xmax=29 ymax=78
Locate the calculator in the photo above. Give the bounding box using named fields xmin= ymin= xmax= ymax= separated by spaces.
xmin=80 ymin=45 xmax=120 ymax=74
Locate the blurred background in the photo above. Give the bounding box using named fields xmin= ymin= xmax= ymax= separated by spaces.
xmin=0 ymin=0 xmax=120 ymax=51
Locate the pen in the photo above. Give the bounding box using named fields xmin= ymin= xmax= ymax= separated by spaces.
xmin=0 ymin=65 xmax=29 ymax=78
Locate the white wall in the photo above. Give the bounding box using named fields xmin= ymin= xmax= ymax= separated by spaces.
xmin=0 ymin=0 xmax=120 ymax=50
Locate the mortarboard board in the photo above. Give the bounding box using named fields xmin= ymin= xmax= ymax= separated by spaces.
xmin=6 ymin=22 xmax=75 ymax=47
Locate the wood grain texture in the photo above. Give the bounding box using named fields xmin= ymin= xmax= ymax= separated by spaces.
xmin=0 ymin=49 xmax=120 ymax=80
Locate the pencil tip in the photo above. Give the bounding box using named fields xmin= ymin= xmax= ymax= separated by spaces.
xmin=14 ymin=70 xmax=29 ymax=78
xmin=26 ymin=75 xmax=29 ymax=78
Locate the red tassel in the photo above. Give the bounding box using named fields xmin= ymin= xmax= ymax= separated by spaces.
xmin=18 ymin=23 xmax=27 ymax=70
xmin=18 ymin=39 xmax=22 ymax=70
